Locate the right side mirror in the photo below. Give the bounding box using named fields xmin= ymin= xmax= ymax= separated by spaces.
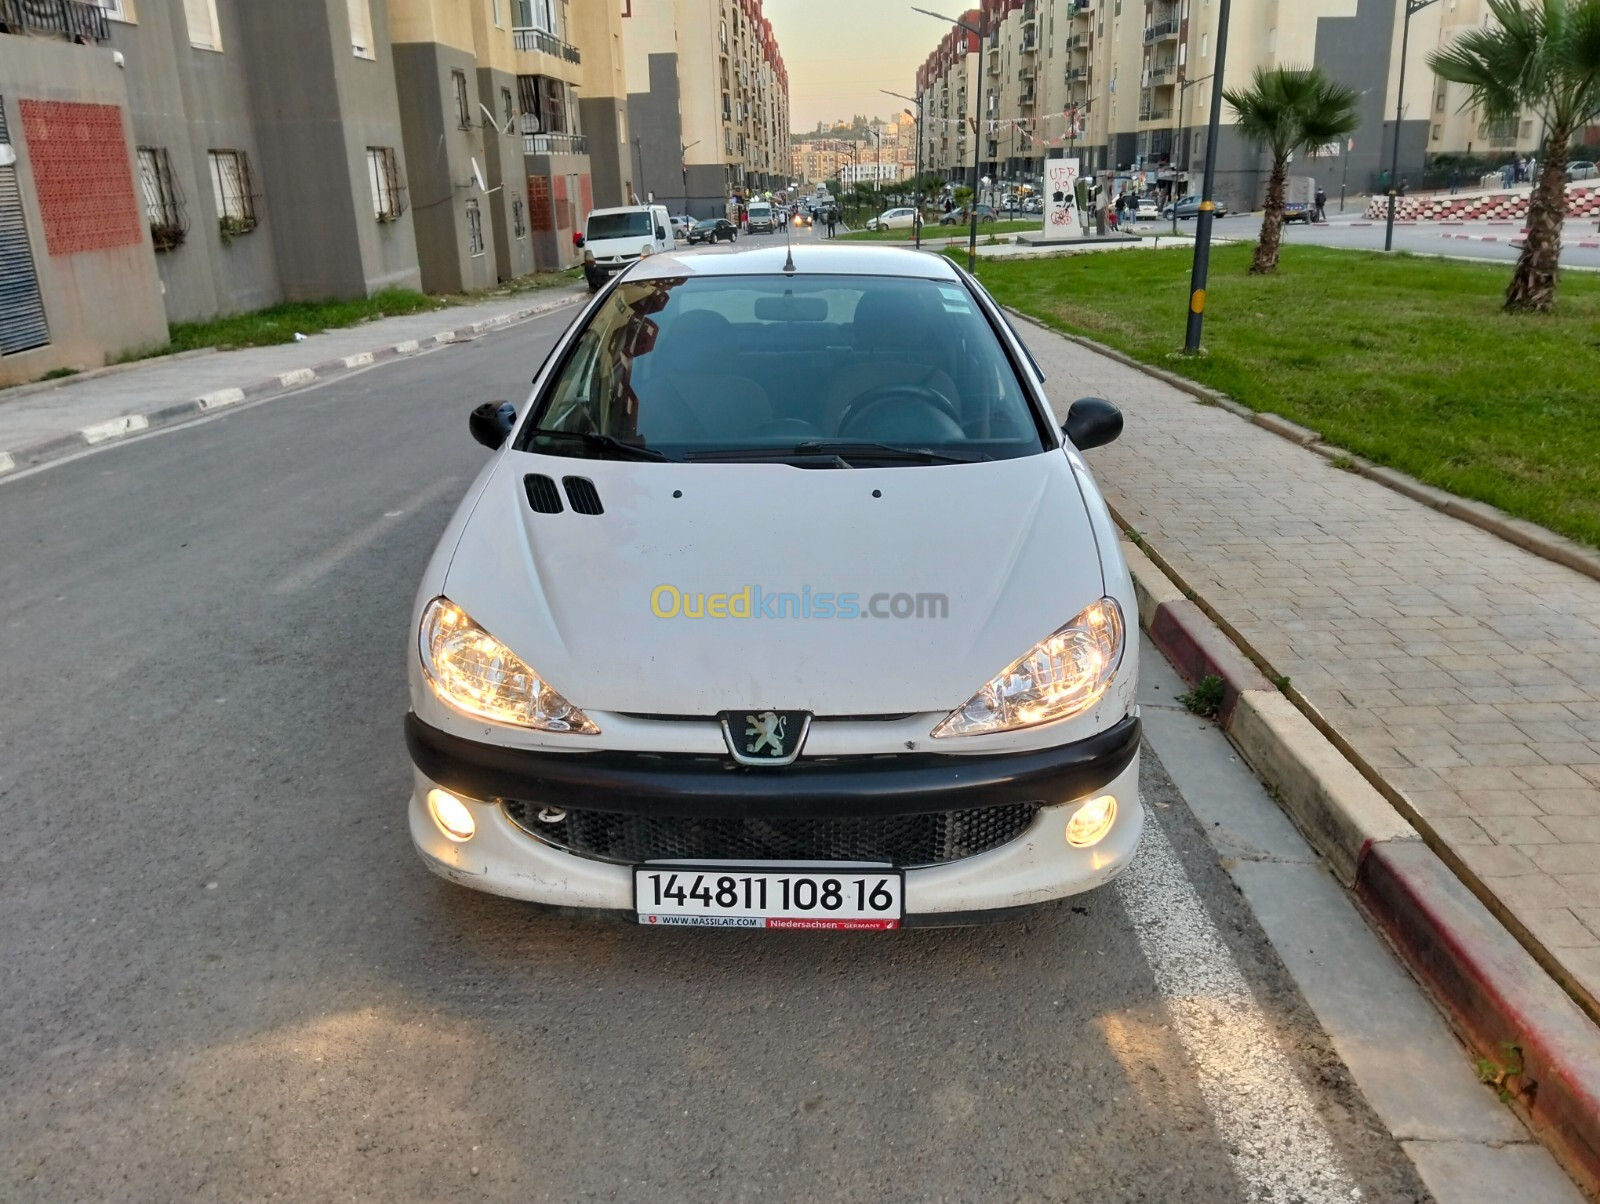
xmin=469 ymin=401 xmax=517 ymax=450
xmin=1062 ymin=397 xmax=1123 ymax=451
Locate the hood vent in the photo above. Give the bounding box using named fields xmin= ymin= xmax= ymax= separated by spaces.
xmin=563 ymin=476 xmax=604 ymax=515
xmin=524 ymin=474 xmax=564 ymax=514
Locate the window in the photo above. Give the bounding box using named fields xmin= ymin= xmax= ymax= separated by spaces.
xmin=493 ymin=0 xmax=504 ymax=26
xmin=367 ymin=146 xmax=404 ymax=221
xmin=183 ymin=0 xmax=221 ymax=49
xmin=95 ymin=0 xmax=133 ymax=21
xmin=502 ymin=87 xmax=515 ymax=126
xmin=518 ymin=75 xmax=569 ymax=133
xmin=137 ymin=146 xmax=186 ymax=250
xmin=348 ymin=0 xmax=374 ymax=58
xmin=467 ymin=198 xmax=485 ymax=255
xmin=208 ymin=149 xmax=257 ymax=235
xmin=453 ymin=70 xmax=471 ymax=129
xmin=512 ymin=194 xmax=527 ymax=238
xmin=1200 ymin=32 xmax=1208 ymax=57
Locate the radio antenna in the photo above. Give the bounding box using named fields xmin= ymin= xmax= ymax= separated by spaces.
xmin=782 ymin=204 xmax=796 ymax=273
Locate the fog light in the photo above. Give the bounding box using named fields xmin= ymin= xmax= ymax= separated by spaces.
xmin=1066 ymin=795 xmax=1117 ymax=848
xmin=427 ymin=788 xmax=476 ymax=842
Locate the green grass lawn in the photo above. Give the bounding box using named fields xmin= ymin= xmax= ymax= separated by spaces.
xmin=969 ymin=244 xmax=1600 ymax=549
xmin=156 ymin=288 xmax=450 ymax=357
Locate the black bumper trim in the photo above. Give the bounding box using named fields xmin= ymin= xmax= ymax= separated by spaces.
xmin=405 ymin=712 xmax=1140 ymax=820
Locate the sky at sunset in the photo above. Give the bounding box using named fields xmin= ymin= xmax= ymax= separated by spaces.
xmin=765 ymin=0 xmax=941 ymax=132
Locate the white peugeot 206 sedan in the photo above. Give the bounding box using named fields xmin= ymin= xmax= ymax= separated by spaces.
xmin=405 ymin=242 xmax=1141 ymax=929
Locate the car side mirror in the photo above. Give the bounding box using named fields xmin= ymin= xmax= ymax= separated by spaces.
xmin=469 ymin=401 xmax=517 ymax=450
xmin=656 ymin=226 xmax=667 ymax=240
xmin=1062 ymin=397 xmax=1123 ymax=450
xmin=575 ymin=234 xmax=585 ymax=248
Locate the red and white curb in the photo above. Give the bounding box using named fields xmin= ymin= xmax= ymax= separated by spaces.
xmin=1123 ymin=538 xmax=1600 ymax=1198
xmin=1442 ymin=232 xmax=1600 ymax=249
xmin=0 ymin=293 xmax=583 ymax=477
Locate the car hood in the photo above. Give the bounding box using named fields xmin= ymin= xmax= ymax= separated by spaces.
xmin=441 ymin=451 xmax=1107 ymax=717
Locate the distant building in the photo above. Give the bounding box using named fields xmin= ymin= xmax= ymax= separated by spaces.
xmin=622 ymin=0 xmax=791 ymax=217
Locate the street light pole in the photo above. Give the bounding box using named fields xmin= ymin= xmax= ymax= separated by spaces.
xmin=1386 ymin=0 xmax=1438 ymax=252
xmin=883 ymin=90 xmax=925 ymax=248
xmin=1172 ymin=73 xmax=1212 ymax=235
xmin=1183 ymin=0 xmax=1231 ymax=354
xmin=913 ymin=5 xmax=984 ymax=272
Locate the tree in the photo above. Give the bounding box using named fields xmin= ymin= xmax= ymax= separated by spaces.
xmin=1223 ymin=67 xmax=1361 ymax=275
xmin=1430 ymin=0 xmax=1600 ymax=312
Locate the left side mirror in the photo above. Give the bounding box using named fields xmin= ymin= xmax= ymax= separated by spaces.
xmin=1062 ymin=397 xmax=1123 ymax=451
xmin=656 ymin=226 xmax=667 ymax=240
xmin=575 ymin=234 xmax=585 ymax=248
xmin=470 ymin=401 xmax=517 ymax=450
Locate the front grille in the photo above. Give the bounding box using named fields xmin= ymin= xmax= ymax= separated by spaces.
xmin=501 ymin=801 xmax=1040 ymax=868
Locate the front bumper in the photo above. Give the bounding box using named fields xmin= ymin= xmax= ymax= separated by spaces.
xmin=405 ymin=712 xmax=1143 ymax=922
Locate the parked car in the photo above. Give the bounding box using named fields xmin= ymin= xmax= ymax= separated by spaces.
xmin=1134 ymin=197 xmax=1161 ymax=221
xmin=746 ymin=200 xmax=776 ymax=233
xmin=938 ymin=203 xmax=998 ymax=225
xmin=687 ymin=218 xmax=738 ymax=244
xmin=412 ymin=243 xmax=1142 ymax=927
xmin=792 ymin=210 xmax=813 ymax=228
xmin=866 ymin=207 xmax=919 ymax=231
xmin=669 ymin=214 xmax=696 ymax=240
xmin=1161 ymin=195 xmax=1228 ymax=221
xmin=1569 ymin=161 xmax=1598 ymax=181
xmin=581 ymin=204 xmax=675 ymax=274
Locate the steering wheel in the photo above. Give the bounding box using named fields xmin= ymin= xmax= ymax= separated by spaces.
xmin=837 ymin=383 xmax=964 ymax=441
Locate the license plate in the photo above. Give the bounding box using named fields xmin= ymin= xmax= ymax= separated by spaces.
xmin=634 ymin=866 xmax=903 ymax=930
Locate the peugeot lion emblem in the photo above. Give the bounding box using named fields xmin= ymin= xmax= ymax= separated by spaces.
xmin=719 ymin=709 xmax=811 ymax=766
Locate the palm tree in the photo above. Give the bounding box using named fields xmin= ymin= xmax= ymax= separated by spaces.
xmin=1430 ymin=0 xmax=1600 ymax=313
xmin=1223 ymin=67 xmax=1362 ymax=275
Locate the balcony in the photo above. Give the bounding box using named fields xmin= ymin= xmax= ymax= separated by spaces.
xmin=1145 ymin=62 xmax=1176 ymax=85
xmin=1019 ymin=88 xmax=1036 ymax=106
xmin=1020 ymin=33 xmax=1038 ymax=53
xmin=1138 ymin=107 xmax=1172 ymax=122
xmin=1066 ymin=32 xmax=1086 ymax=49
xmin=1071 ymin=0 xmax=1091 ymax=12
xmin=1064 ymin=66 xmax=1088 ymax=83
xmin=523 ymin=132 xmax=589 ymax=155
xmin=513 ymin=27 xmax=581 ymax=64
xmin=1144 ymin=19 xmax=1178 ymax=42
xmin=0 ymin=0 xmax=109 ymax=42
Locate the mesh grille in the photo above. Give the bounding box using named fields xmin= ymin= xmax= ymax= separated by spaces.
xmin=501 ymin=801 xmax=1040 ymax=867
xmin=523 ymin=473 xmax=563 ymax=513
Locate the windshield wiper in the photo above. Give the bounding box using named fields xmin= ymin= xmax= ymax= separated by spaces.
xmin=685 ymin=442 xmax=987 ymax=466
xmin=528 ymin=430 xmax=672 ymax=462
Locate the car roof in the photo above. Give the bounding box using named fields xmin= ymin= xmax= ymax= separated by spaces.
xmin=624 ymin=241 xmax=965 ymax=282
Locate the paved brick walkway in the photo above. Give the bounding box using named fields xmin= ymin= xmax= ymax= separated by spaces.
xmin=1016 ymin=315 xmax=1600 ymax=1004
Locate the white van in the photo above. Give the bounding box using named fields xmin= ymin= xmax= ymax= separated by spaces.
xmin=745 ymin=200 xmax=775 ymax=234
xmin=582 ymin=205 xmax=674 ymax=275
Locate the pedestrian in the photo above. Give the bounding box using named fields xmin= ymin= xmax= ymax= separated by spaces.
xmin=1398 ymin=176 xmax=1409 ymax=197
xmin=826 ymin=209 xmax=838 ymax=238
xmin=1450 ymin=167 xmax=1461 ymax=194
xmin=1314 ymin=184 xmax=1327 ymax=222
xmin=1527 ymin=156 xmax=1538 ymax=185
xmin=1516 ymin=155 xmax=1527 ymax=183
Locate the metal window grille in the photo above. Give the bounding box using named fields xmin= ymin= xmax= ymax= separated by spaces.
xmin=511 ymin=193 xmax=526 ymax=238
xmin=137 ymin=146 xmax=188 ymax=251
xmin=366 ymin=146 xmax=404 ymax=221
xmin=453 ymin=70 xmax=471 ymax=129
xmin=466 ymin=197 xmax=484 ymax=255
xmin=501 ymin=87 xmax=514 ymax=126
xmin=0 ymin=0 xmax=111 ymax=40
xmin=207 ymin=149 xmax=257 ymax=236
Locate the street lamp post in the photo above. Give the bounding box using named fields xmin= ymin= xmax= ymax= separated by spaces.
xmin=1183 ymin=0 xmax=1232 ymax=354
xmin=883 ymin=90 xmax=925 ymax=248
xmin=913 ymin=5 xmax=985 ymax=272
xmin=1172 ymin=73 xmax=1213 ymax=234
xmin=1386 ymin=0 xmax=1439 ymax=251
xmin=680 ymin=139 xmax=701 ymax=212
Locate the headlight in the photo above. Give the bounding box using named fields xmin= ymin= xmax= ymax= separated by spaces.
xmin=932 ymin=598 xmax=1124 ymax=738
xmin=419 ymin=598 xmax=599 ymax=734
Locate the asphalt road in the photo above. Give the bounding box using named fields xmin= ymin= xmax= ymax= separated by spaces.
xmin=0 ymin=309 xmax=1433 ymax=1201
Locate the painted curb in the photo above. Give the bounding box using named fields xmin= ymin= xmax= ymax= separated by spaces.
xmin=1000 ymin=306 xmax=1600 ymax=589
xmin=0 ymin=293 xmax=582 ymax=476
xmin=1122 ymin=537 xmax=1600 ymax=1196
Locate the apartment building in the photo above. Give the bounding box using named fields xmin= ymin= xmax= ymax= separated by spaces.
xmin=0 ymin=0 xmax=421 ymax=386
xmin=915 ymin=12 xmax=980 ymax=186
xmin=387 ymin=0 xmax=631 ymax=289
xmin=912 ymin=0 xmax=1547 ymax=214
xmin=624 ymin=0 xmax=790 ymax=217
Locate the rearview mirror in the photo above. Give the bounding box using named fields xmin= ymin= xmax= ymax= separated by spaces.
xmin=469 ymin=401 xmax=517 ymax=450
xmin=656 ymin=226 xmax=667 ymax=240
xmin=1062 ymin=397 xmax=1123 ymax=450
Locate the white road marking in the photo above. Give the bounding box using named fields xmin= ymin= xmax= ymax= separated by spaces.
xmin=81 ymin=414 xmax=150 ymax=444
xmin=0 ymin=452 xmax=14 ymax=475
xmin=271 ymin=476 xmax=459 ymax=595
xmin=278 ymin=368 xmax=316 ymax=388
xmin=1117 ymin=803 xmax=1360 ymax=1203
xmin=342 ymin=352 xmax=375 ymax=368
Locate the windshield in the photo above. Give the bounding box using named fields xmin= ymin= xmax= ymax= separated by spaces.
xmin=587 ymin=212 xmax=652 ymax=240
xmin=520 ymin=274 xmax=1047 ymax=464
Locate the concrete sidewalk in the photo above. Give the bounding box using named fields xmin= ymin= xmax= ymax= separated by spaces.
xmin=1014 ymin=315 xmax=1600 ymax=1180
xmin=0 ymin=285 xmax=586 ymax=474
